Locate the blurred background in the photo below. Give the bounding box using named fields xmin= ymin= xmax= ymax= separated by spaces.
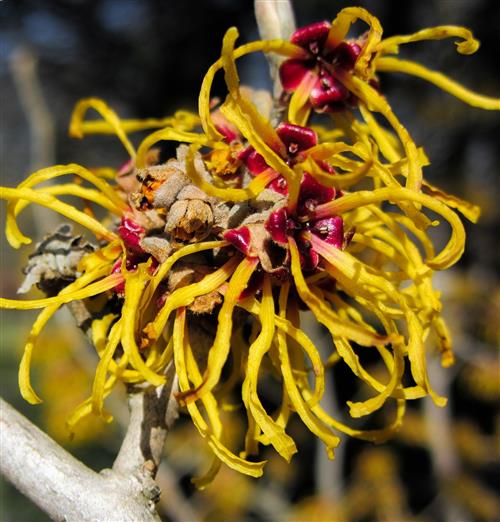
xmin=0 ymin=1 xmax=499 ymax=521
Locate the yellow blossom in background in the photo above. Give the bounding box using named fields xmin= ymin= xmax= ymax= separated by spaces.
xmin=1 ymin=6 xmax=499 ymax=485
xmin=33 ymin=326 xmax=114 ymax=446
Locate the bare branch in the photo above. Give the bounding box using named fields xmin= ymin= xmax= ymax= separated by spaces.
xmin=113 ymin=363 xmax=179 ymax=478
xmin=0 ymin=397 xmax=161 ymax=521
xmin=254 ymin=0 xmax=296 ymax=97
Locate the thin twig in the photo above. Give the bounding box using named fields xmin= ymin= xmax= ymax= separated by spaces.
xmin=113 ymin=364 xmax=179 ymax=478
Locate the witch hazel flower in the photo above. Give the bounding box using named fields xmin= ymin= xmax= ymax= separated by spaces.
xmin=111 ymin=217 xmax=147 ymax=294
xmin=111 ymin=217 xmax=161 ymax=294
xmin=280 ymin=21 xmax=362 ymax=115
xmin=239 ymin=122 xmax=327 ymax=195
xmin=266 ymin=173 xmax=343 ymax=271
xmin=2 ymin=4 xmax=498 ymax=489
xmin=225 ymin=171 xmax=343 ymax=273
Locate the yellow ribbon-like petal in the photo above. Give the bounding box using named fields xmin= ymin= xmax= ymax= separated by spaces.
xmin=173 ymin=308 xmax=266 ymax=478
xmin=375 ymin=57 xmax=500 ymax=110
xmin=181 ymin=257 xmax=258 ymax=403
xmin=242 ymin=277 xmax=297 ymax=461
xmin=70 ymin=97 xmax=136 ymax=159
xmin=378 ymin=25 xmax=480 ymax=56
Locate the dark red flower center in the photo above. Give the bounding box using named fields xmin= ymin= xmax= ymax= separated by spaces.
xmin=280 ymin=21 xmax=364 ymax=112
xmin=112 ymin=217 xmax=158 ymax=294
xmin=118 ymin=217 xmax=145 ymax=253
xmin=240 ymin=123 xmax=319 ymax=195
xmin=264 ymin=173 xmax=343 ymax=271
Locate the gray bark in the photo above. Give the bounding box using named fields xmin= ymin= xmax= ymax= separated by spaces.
xmin=0 ymin=374 xmax=179 ymax=522
xmin=0 ymin=398 xmax=162 ymax=521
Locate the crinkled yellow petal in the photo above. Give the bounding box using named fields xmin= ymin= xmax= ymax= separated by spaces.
xmin=90 ymin=314 xmax=142 ymax=382
xmin=151 ymin=240 xmax=227 ymax=291
xmin=182 ymin=322 xmax=226 ymax=487
xmin=78 ymin=241 xmax=122 ymax=273
xmin=18 ymin=305 xmax=59 ymax=404
xmin=299 ymin=154 xmax=373 ymax=191
xmin=386 ymin=147 xmax=430 ymax=179
xmin=1 ymin=272 xmax=122 ymax=310
xmin=14 ymin=184 xmax=123 ymax=217
xmin=288 ymin=71 xmax=315 ymax=126
xmin=324 ymin=290 xmax=396 ymax=371
xmin=369 ymin=154 xmax=432 ymax=229
xmin=422 ymin=180 xmax=480 ymax=223
xmin=220 ymin=42 xmax=290 ymax=158
xmin=237 ymin=296 xmax=325 ymax=407
xmin=314 ymin=186 xmax=466 ymax=270
xmin=328 ymin=7 xmax=383 ymax=78
xmin=277 ymin=284 xmax=340 ymax=458
xmin=121 ymin=264 xmax=166 ymax=387
xmin=67 ymin=377 xmax=116 ymax=431
xmin=350 ymin=233 xmax=414 ymax=280
xmin=290 ymin=238 xmax=398 ymax=398
xmin=311 ymin=235 xmax=446 ymax=408
xmin=376 ymin=57 xmax=500 ymax=110
xmin=173 ymin=308 xmax=266 ymax=478
xmin=199 ymin=38 xmax=306 ymax=140
xmin=221 ymin=28 xmax=242 ymax=98
xmin=91 ymin=319 xmax=122 ymax=416
xmin=359 ymin=103 xmax=400 ymax=163
xmin=221 ymin=98 xmax=303 ymax=205
xmin=385 ymin=211 xmax=435 ymax=260
xmin=69 ymin=98 xmax=136 ymax=159
xmin=242 ymin=277 xmax=297 ymax=462
xmin=149 ymin=336 xmax=174 ymax=374
xmin=181 ymin=257 xmax=258 ymax=403
xmin=73 ymin=351 xmax=131 ymax=430
xmin=136 ymin=128 xmax=208 ymax=169
xmin=311 ymin=390 xmax=406 ymax=443
xmin=147 ymin=255 xmax=239 ymax=341
xmin=91 ymin=313 xmax=117 ymax=357
xmin=185 ymin=143 xmax=279 ymax=202
xmin=78 ymin=110 xmax=200 ymax=135
xmin=4 ymin=163 xmax=124 ymax=248
xmin=288 ymin=238 xmax=391 ymax=347
xmin=306 ymin=141 xmax=365 ymax=162
xmin=17 ymin=265 xmax=111 ymax=404
xmin=11 ymin=163 xmax=124 ymax=208
xmin=346 ymin=325 xmax=404 ymax=418
xmin=340 ymin=75 xmax=422 ymax=191
xmin=378 ymin=25 xmax=480 ymax=56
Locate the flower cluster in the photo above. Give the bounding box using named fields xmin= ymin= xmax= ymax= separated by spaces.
xmin=1 ymin=7 xmax=498 ymax=485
